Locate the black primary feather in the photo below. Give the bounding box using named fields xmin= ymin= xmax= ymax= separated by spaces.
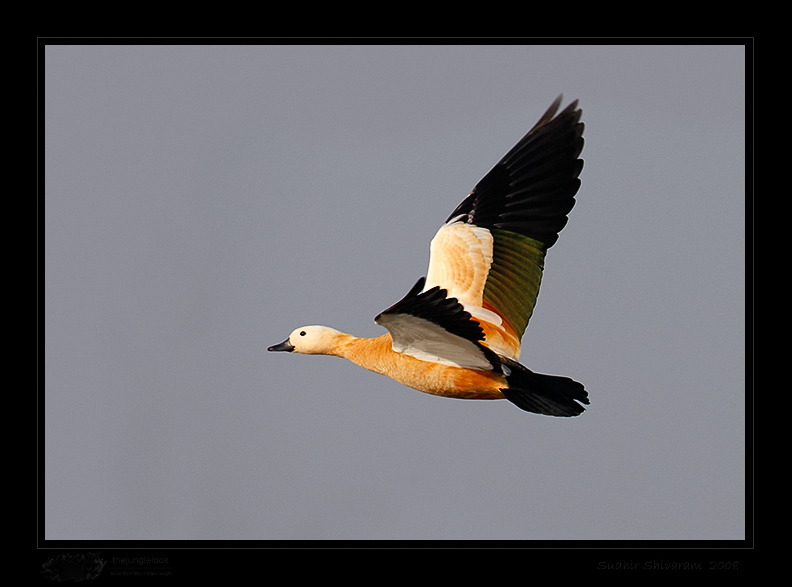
xmin=445 ymin=96 xmax=584 ymax=249
xmin=376 ymin=278 xmax=503 ymax=369
xmin=377 ymin=277 xmax=486 ymax=344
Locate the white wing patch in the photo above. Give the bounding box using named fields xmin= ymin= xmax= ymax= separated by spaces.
xmin=376 ymin=312 xmax=494 ymax=370
xmin=424 ymin=221 xmax=502 ymax=327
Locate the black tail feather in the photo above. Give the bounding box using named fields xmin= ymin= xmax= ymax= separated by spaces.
xmin=500 ymin=358 xmax=589 ymax=417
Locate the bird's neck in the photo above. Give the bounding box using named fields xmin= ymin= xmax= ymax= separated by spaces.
xmin=332 ymin=333 xmax=396 ymax=375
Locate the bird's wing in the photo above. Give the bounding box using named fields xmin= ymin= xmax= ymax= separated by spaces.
xmin=374 ymin=278 xmax=500 ymax=370
xmin=423 ymin=95 xmax=584 ymax=360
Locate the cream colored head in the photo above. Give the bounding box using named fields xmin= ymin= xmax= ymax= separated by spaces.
xmin=268 ymin=325 xmax=345 ymax=355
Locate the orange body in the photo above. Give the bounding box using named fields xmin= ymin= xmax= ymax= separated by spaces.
xmin=333 ymin=333 xmax=507 ymax=400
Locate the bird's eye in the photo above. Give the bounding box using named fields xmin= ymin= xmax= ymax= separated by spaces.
xmin=299 ymin=331 xmax=306 ymax=336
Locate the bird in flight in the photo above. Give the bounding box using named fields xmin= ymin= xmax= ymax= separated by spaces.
xmin=269 ymin=96 xmax=589 ymax=416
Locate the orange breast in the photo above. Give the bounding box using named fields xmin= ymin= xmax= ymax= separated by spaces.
xmin=338 ymin=333 xmax=507 ymax=400
xmin=380 ymin=347 xmax=507 ymax=400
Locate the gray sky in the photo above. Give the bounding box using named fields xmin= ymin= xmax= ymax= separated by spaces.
xmin=44 ymin=44 xmax=746 ymax=541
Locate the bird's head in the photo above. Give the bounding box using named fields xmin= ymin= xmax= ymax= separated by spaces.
xmin=268 ymin=325 xmax=345 ymax=355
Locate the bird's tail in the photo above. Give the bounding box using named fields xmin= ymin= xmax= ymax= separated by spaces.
xmin=499 ymin=357 xmax=589 ymax=417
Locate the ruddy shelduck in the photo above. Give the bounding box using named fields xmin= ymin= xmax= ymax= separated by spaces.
xmin=269 ymin=96 xmax=589 ymax=416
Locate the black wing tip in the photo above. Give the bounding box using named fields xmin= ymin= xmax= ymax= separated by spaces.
xmin=406 ymin=277 xmax=425 ymax=297
xmin=532 ymin=95 xmax=563 ymax=129
xmin=446 ymin=96 xmax=584 ymax=248
xmin=532 ymin=95 xmax=581 ymax=132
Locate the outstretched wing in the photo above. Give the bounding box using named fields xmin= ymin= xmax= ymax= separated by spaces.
xmin=374 ymin=278 xmax=500 ymax=370
xmin=424 ymin=96 xmax=584 ymax=360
